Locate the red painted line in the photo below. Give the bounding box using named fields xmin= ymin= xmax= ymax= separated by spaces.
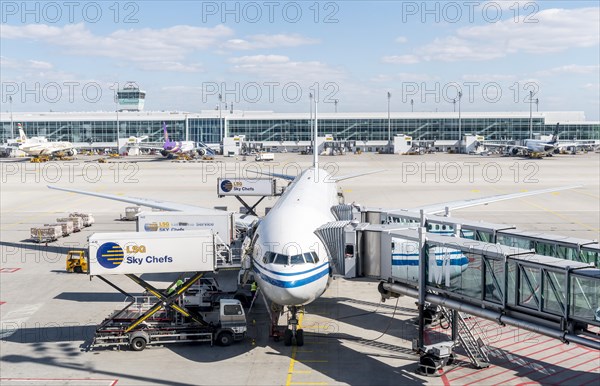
xmin=494 ymin=334 xmax=555 ymax=349
xmin=458 ymin=344 xmax=580 ymax=386
xmin=495 ymin=347 xmax=589 ymax=385
xmin=0 ymin=378 xmax=118 ymax=382
xmin=0 ymin=302 xmax=6 ymax=305
xmin=0 ymin=268 xmax=21 ymax=273
xmin=556 ymin=365 xmax=600 ymax=385
xmin=531 ymin=355 xmax=600 ymax=384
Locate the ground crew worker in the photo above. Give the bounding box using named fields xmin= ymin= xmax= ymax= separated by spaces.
xmin=251 ymin=281 xmax=258 ymax=299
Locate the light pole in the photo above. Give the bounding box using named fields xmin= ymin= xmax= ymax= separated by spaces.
xmin=9 ymin=96 xmax=13 ymax=139
xmin=387 ymin=92 xmax=391 ymax=153
xmin=309 ymin=93 xmax=313 ymax=153
xmin=458 ymin=91 xmax=462 ymax=153
xmin=411 ymin=99 xmax=414 ymax=113
xmin=535 ymin=98 xmax=539 ymax=112
xmin=453 ymin=98 xmax=456 ymax=112
xmin=528 ymin=90 xmax=533 ymax=139
xmin=114 ymin=90 xmax=120 ymax=148
xmin=334 ymin=99 xmax=338 ymax=113
xmin=218 ymin=93 xmax=223 ymax=143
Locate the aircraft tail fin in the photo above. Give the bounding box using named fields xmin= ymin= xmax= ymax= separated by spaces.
xmin=551 ymin=123 xmax=560 ymax=143
xmin=17 ymin=123 xmax=27 ymax=141
xmin=163 ymin=122 xmax=169 ymax=142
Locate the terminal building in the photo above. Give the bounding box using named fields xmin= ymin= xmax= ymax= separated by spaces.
xmin=1 ymin=110 xmax=598 ymax=152
xmin=2 ymin=85 xmax=598 ymax=153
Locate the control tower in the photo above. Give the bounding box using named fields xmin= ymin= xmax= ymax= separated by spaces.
xmin=117 ymin=82 xmax=146 ymax=111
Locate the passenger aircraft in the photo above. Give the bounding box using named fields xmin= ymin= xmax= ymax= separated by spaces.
xmin=47 ymin=104 xmax=578 ymax=346
xmin=139 ymin=123 xmax=214 ymax=158
xmin=14 ymin=123 xmax=78 ymax=157
xmin=485 ymin=123 xmax=561 ymax=156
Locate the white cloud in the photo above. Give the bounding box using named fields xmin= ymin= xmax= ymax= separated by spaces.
xmin=223 ymin=34 xmax=319 ymax=50
xmin=462 ymin=73 xmax=518 ymax=82
xmin=535 ymin=65 xmax=600 ymax=77
xmin=1 ymin=56 xmax=53 ymax=70
xmin=228 ymin=55 xmax=345 ymax=83
xmin=2 ymin=23 xmax=234 ymax=63
xmin=382 ymin=55 xmax=420 ymax=64
xmin=371 ymin=72 xmax=436 ymax=83
xmin=417 ymin=7 xmax=599 ymax=62
xmin=395 ymin=36 xmax=408 ymax=44
xmin=138 ymin=61 xmax=204 ymax=73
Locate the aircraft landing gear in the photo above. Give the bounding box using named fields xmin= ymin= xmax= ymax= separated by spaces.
xmin=283 ymin=306 xmax=304 ymax=347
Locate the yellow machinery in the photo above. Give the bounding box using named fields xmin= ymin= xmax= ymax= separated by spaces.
xmin=66 ymin=250 xmax=88 ymax=273
xmin=30 ymin=155 xmax=50 ymax=163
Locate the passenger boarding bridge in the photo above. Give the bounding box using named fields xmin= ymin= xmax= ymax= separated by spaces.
xmin=316 ymin=205 xmax=600 ymax=374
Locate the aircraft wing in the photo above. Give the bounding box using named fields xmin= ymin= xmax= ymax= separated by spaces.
xmin=403 ymin=185 xmax=581 ymax=215
xmin=47 ymin=185 xmax=221 ymax=213
xmin=248 ymin=170 xmax=297 ymax=181
xmin=333 ymin=169 xmax=386 ymax=182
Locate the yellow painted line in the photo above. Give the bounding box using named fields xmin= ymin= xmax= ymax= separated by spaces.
xmin=471 ymin=189 xmax=480 ymax=193
xmin=285 ymin=312 xmax=303 ymax=386
xmin=572 ymin=189 xmax=600 ymax=200
xmin=520 ymin=199 xmax=599 ymax=232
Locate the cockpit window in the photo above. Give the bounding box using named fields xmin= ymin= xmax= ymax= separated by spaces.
xmin=304 ymin=252 xmax=314 ymax=263
xmin=290 ymin=254 xmax=305 ymax=265
xmin=263 ymin=251 xmax=276 ymax=264
xmin=273 ymin=253 xmax=288 ymax=265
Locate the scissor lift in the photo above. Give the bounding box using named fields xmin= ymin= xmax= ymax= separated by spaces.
xmin=90 ymin=272 xmax=247 ymax=351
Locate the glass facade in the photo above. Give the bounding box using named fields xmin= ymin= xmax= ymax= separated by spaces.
xmin=2 ymin=115 xmax=599 ymax=143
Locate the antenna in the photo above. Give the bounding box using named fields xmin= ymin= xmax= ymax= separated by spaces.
xmin=313 ymin=99 xmax=318 ymax=169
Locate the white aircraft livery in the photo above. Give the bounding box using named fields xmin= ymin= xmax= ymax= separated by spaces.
xmin=47 ymin=102 xmax=579 ymax=346
xmin=15 ymin=124 xmax=78 ymax=157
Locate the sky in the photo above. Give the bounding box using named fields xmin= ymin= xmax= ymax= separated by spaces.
xmin=1 ymin=0 xmax=599 ymax=119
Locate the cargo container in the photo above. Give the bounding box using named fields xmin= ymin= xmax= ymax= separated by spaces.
xmin=45 ymin=222 xmax=73 ymax=237
xmin=30 ymin=226 xmax=62 ymax=242
xmin=58 ymin=217 xmax=83 ymax=232
xmin=69 ymin=212 xmax=95 ymax=227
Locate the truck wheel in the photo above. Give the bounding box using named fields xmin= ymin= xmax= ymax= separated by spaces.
xmin=74 ymin=266 xmax=83 ymax=273
xmin=217 ymin=332 xmax=233 ymax=347
xmin=283 ymin=329 xmax=293 ymax=346
xmin=295 ymin=329 xmax=304 ymax=347
xmin=130 ymin=336 xmax=147 ymax=351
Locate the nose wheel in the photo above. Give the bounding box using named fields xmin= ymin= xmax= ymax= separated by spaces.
xmin=283 ymin=306 xmax=304 ymax=346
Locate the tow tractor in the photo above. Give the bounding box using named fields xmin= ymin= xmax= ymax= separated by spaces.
xmin=66 ymin=250 xmax=88 ymax=273
xmin=90 ymin=274 xmax=247 ymax=351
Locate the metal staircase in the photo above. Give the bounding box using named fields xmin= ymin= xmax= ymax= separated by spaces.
xmin=439 ymin=306 xmax=490 ymax=369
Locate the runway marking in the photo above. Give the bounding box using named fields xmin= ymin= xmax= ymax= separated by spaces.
xmin=520 ymin=198 xmax=599 ymax=232
xmin=572 ymin=189 xmax=600 ymax=200
xmin=487 ymin=186 xmax=599 ymax=232
xmin=0 ymin=268 xmax=21 ymax=273
xmin=0 ymin=303 xmax=44 ymax=339
xmin=0 ymin=378 xmax=118 ymax=386
xmin=285 ymin=312 xmax=303 ymax=386
xmin=0 ymin=302 xmax=6 ymax=305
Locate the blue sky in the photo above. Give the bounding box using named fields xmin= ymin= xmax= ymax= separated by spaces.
xmin=1 ymin=1 xmax=599 ymax=119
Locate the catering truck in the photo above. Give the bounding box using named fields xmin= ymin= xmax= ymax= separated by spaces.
xmin=87 ymin=230 xmax=246 ymax=350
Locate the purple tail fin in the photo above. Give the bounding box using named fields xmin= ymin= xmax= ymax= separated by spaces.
xmin=163 ymin=122 xmax=169 ymax=142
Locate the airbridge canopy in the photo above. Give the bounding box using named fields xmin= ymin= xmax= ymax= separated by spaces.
xmin=316 ymin=219 xmax=600 ymax=350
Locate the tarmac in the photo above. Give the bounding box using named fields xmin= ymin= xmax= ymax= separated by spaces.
xmin=1 ymin=152 xmax=599 ymax=385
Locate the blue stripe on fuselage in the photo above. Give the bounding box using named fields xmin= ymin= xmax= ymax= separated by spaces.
xmin=392 ymin=256 xmax=469 ymax=266
xmin=253 ymin=260 xmax=329 ymax=277
xmin=253 ymin=264 xmax=330 ymax=289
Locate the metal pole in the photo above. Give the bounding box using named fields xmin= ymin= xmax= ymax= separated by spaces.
xmin=115 ymin=90 xmax=119 ymax=149
xmin=314 ymin=98 xmax=318 ymax=169
xmin=9 ymin=96 xmax=13 ymax=140
xmin=387 ymin=92 xmax=391 ymax=153
xmin=417 ymin=214 xmax=427 ymax=350
xmin=529 ymin=90 xmax=533 ymax=139
xmin=458 ymin=91 xmax=462 ymax=153
xmin=218 ymin=94 xmax=223 ymax=144
xmin=309 ymin=93 xmax=313 ymax=155
xmin=411 ymin=99 xmax=414 ymax=112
